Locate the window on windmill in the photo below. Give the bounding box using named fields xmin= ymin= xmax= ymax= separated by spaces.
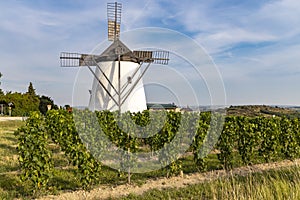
xmin=127 ymin=76 xmax=132 ymax=84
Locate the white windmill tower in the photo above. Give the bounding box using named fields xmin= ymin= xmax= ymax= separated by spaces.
xmin=60 ymin=2 xmax=169 ymax=113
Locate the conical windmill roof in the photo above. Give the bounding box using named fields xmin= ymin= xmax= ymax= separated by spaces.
xmin=95 ymin=39 xmax=140 ymax=63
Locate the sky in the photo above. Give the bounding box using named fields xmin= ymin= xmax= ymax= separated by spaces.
xmin=0 ymin=0 xmax=300 ymax=107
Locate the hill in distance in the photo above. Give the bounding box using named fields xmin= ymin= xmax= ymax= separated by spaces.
xmin=226 ymin=105 xmax=300 ymax=118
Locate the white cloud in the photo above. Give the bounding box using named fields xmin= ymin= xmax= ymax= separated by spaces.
xmin=152 ymin=0 xmax=300 ymax=54
xmin=197 ymin=28 xmax=277 ymax=53
xmin=216 ymin=40 xmax=300 ymax=105
xmin=0 ymin=1 xmax=107 ymax=105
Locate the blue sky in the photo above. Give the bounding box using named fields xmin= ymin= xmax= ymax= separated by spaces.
xmin=0 ymin=0 xmax=300 ymax=106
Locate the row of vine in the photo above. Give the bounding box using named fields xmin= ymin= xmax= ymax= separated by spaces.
xmin=15 ymin=109 xmax=300 ymax=193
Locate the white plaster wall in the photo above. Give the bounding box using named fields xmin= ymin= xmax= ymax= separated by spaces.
xmin=89 ymin=61 xmax=147 ymax=112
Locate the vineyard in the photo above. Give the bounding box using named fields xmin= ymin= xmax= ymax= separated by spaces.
xmin=13 ymin=109 xmax=300 ymax=198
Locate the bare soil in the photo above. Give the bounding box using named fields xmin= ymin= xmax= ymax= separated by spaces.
xmin=40 ymin=158 xmax=300 ymax=200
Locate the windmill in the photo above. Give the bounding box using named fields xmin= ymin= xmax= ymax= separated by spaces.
xmin=60 ymin=2 xmax=169 ymax=113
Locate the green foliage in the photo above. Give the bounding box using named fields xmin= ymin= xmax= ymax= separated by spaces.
xmin=0 ymin=82 xmax=59 ymax=116
xmin=0 ymin=72 xmax=3 ymax=95
xmin=45 ymin=109 xmax=101 ymax=188
xmin=192 ymin=112 xmax=211 ymax=171
xmin=26 ymin=82 xmax=36 ymax=96
xmin=237 ymin=117 xmax=259 ymax=165
xmin=39 ymin=95 xmax=57 ymax=115
xmin=157 ymin=112 xmax=181 ymax=176
xmin=15 ymin=112 xmax=53 ymax=193
xmin=15 ymin=108 xmax=300 ymax=195
xmin=0 ymin=83 xmax=40 ymax=116
xmin=279 ymin=117 xmax=300 ymax=159
xmin=0 ymin=92 xmax=39 ymax=116
xmin=217 ymin=117 xmax=238 ymax=169
xmin=25 ymin=82 xmax=40 ymax=112
xmin=143 ymin=110 xmax=168 ymax=153
xmin=258 ymin=117 xmax=281 ymax=162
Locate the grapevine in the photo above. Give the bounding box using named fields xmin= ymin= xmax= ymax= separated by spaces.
xmin=15 ymin=112 xmax=53 ymax=193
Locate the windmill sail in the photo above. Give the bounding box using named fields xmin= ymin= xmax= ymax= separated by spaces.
xmin=107 ymin=2 xmax=122 ymax=41
xmin=60 ymin=52 xmax=100 ymax=67
xmin=133 ymin=50 xmax=169 ymax=65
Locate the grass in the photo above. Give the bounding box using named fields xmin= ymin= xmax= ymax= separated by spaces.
xmin=0 ymin=120 xmax=83 ymax=199
xmin=0 ymin=120 xmax=299 ymax=199
xmin=0 ymin=120 xmax=24 ymax=199
xmin=120 ymin=166 xmax=300 ymax=200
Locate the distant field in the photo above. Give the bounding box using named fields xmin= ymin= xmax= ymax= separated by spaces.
xmin=226 ymin=105 xmax=300 ymax=117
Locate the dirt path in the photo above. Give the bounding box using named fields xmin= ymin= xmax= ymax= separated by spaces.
xmin=40 ymin=159 xmax=300 ymax=200
xmin=0 ymin=117 xmax=26 ymax=121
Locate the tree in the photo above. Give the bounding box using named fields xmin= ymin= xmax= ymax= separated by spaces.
xmin=0 ymin=72 xmax=3 ymax=95
xmin=1 ymin=82 xmax=41 ymax=116
xmin=27 ymin=82 xmax=36 ymax=96
xmin=3 ymin=92 xmax=39 ymax=116
xmin=0 ymin=81 xmax=59 ymax=116
xmin=25 ymin=82 xmax=40 ymax=114
xmin=39 ymin=95 xmax=58 ymax=115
